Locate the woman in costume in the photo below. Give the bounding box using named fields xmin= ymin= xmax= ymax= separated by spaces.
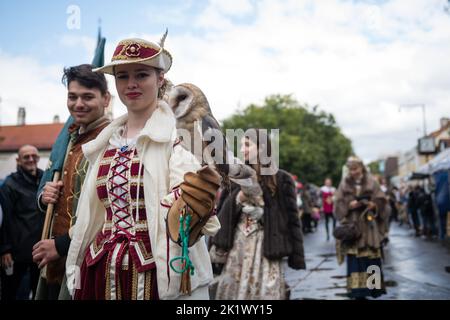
xmin=65 ymin=32 xmax=221 ymax=300
xmin=211 ymin=129 xmax=305 ymax=300
xmin=334 ymin=156 xmax=388 ymax=299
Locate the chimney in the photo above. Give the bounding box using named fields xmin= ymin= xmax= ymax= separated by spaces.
xmin=17 ymin=107 xmax=26 ymax=126
xmin=53 ymin=114 xmax=60 ymax=123
xmin=440 ymin=117 xmax=450 ymax=129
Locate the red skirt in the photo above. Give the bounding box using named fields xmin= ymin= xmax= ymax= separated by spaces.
xmin=74 ymin=245 xmax=159 ymax=300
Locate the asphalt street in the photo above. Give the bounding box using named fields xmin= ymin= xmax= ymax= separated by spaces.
xmin=285 ymin=220 xmax=450 ymax=300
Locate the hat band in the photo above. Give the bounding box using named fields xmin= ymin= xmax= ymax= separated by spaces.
xmin=112 ymin=43 xmax=160 ymax=61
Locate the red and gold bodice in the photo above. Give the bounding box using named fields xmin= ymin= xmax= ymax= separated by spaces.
xmin=85 ymin=147 xmax=155 ymax=272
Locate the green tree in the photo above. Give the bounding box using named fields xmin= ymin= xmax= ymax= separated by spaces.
xmin=367 ymin=161 xmax=381 ymax=176
xmin=221 ymin=94 xmax=353 ymax=185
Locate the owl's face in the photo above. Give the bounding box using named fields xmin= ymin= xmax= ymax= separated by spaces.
xmin=167 ymin=84 xmax=194 ymax=119
xmin=167 ymin=83 xmax=212 ymax=120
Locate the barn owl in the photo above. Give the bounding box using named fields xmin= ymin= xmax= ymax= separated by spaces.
xmin=166 ymin=83 xmax=264 ymax=207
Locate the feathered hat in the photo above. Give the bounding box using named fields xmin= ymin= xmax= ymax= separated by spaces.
xmin=93 ymin=29 xmax=172 ymax=74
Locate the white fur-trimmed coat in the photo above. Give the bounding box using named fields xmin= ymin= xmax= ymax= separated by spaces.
xmin=65 ymin=100 xmax=220 ymax=299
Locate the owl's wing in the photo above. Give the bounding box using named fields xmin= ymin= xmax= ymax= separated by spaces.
xmin=201 ymin=113 xmax=221 ymax=132
xmin=199 ymin=114 xmax=227 ymax=170
xmin=200 ymin=114 xmax=258 ymax=183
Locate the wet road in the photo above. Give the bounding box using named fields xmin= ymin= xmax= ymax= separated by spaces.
xmin=285 ymin=220 xmax=450 ymax=300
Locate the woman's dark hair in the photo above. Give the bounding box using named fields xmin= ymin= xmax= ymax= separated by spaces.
xmin=62 ymin=64 xmax=108 ymax=95
xmin=245 ymin=128 xmax=277 ymax=195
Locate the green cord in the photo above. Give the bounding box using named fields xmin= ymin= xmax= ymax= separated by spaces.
xmin=170 ymin=208 xmax=195 ymax=275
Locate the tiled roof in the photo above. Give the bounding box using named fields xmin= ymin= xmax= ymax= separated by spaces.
xmin=0 ymin=123 xmax=64 ymax=152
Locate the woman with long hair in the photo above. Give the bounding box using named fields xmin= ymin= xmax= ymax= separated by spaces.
xmin=211 ymin=129 xmax=305 ymax=299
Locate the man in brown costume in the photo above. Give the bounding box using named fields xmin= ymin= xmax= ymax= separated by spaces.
xmin=32 ymin=64 xmax=111 ymax=300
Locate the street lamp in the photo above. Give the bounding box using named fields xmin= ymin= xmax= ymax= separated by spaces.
xmin=399 ymin=103 xmax=435 ymax=162
xmin=399 ymin=103 xmax=427 ymax=136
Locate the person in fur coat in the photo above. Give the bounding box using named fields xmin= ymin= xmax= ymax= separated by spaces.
xmin=334 ymin=156 xmax=388 ymax=299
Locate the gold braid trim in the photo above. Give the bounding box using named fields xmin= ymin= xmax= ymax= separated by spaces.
xmin=144 ymin=270 xmax=152 ymax=300
xmin=131 ymin=264 xmax=138 ymax=300
xmin=105 ymin=256 xmax=112 ymax=300
xmin=117 ymin=274 xmax=122 ymax=300
xmin=347 ymin=272 xmax=369 ymax=290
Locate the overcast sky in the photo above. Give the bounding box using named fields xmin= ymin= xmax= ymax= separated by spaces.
xmin=1 ymin=0 xmax=449 ymax=162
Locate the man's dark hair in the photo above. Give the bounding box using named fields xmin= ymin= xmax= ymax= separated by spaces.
xmin=62 ymin=64 xmax=108 ymax=95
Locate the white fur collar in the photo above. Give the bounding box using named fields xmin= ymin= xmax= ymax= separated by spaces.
xmin=82 ymin=100 xmax=175 ymax=163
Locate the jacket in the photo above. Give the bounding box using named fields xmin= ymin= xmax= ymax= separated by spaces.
xmin=65 ymin=101 xmax=220 ymax=299
xmin=41 ymin=116 xmax=110 ymax=284
xmin=334 ymin=173 xmax=388 ymax=250
xmin=212 ymin=169 xmax=306 ymax=270
xmin=0 ymin=167 xmax=44 ymax=262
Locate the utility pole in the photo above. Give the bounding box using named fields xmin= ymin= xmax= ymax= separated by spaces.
xmin=399 ymin=103 xmax=427 ymax=136
xmin=399 ymin=103 xmax=430 ymax=163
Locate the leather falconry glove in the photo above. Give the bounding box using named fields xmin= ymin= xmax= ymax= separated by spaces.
xmin=167 ymin=166 xmax=221 ymax=247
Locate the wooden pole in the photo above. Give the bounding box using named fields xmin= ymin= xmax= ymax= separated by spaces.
xmin=41 ymin=171 xmax=60 ymax=240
